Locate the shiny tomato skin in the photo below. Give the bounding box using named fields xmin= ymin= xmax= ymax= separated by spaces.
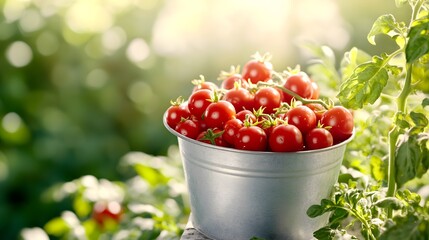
xmin=197 ymin=129 xmax=230 ymax=147
xmin=320 ymin=106 xmax=354 ymax=143
xmin=175 ymin=119 xmax=201 ymax=139
xmin=188 ymin=89 xmax=212 ymax=118
xmin=269 ymin=124 xmax=304 ymax=152
xmin=253 ymin=87 xmax=282 ymax=114
xmin=234 ymin=126 xmax=267 ymax=151
xmin=222 ymin=118 xmax=244 ymax=145
xmin=193 ymin=81 xmax=218 ymax=92
xmin=305 ymin=103 xmax=326 ymax=123
xmin=305 ymin=128 xmax=333 ymax=150
xmin=235 ymin=109 xmax=257 ymax=123
xmin=223 ymin=87 xmax=254 ymax=112
xmin=165 ymin=103 xmax=190 ymax=129
xmin=204 ymin=100 xmax=236 ymax=129
xmin=287 ymin=106 xmax=317 ymax=135
xmin=282 ymin=72 xmax=313 ymax=104
xmin=241 ymin=60 xmax=272 ymax=84
xmin=221 ymin=73 xmax=248 ymax=90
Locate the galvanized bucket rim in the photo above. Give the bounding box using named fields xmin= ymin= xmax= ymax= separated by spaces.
xmin=163 ymin=112 xmax=355 ymax=156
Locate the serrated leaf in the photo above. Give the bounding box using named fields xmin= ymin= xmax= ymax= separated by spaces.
xmin=340 ymin=47 xmax=372 ymax=81
xmin=368 ymin=14 xmax=403 ymax=45
xmin=406 ymin=16 xmax=429 ymax=63
xmin=337 ymin=60 xmax=389 ymax=109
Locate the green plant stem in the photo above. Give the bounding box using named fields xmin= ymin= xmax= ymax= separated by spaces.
xmin=386 ymin=63 xmax=413 ymax=217
xmin=257 ymin=82 xmax=330 ymax=109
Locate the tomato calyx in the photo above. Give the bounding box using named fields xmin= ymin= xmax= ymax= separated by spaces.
xmin=197 ymin=128 xmax=225 ymax=145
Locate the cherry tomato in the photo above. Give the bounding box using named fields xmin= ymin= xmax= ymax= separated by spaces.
xmin=253 ymin=87 xmax=281 ymax=114
xmin=236 ymin=109 xmax=257 ymax=123
xmin=234 ymin=125 xmax=267 ymax=151
xmin=305 ymin=103 xmax=326 ymax=123
xmin=305 ymin=128 xmax=333 ymax=150
xmin=269 ymin=124 xmax=304 ymax=152
xmin=193 ymin=81 xmax=218 ymax=92
xmin=222 ymin=118 xmax=244 ymax=145
xmin=320 ymin=106 xmax=354 ymax=143
xmin=204 ymin=100 xmax=236 ymax=129
xmin=221 ymin=73 xmax=248 ymax=90
xmin=188 ymin=89 xmax=212 ymax=118
xmin=165 ymin=102 xmax=190 ymax=129
xmin=197 ymin=128 xmax=230 ymax=147
xmin=287 ymin=106 xmax=317 ymax=134
xmin=310 ymin=80 xmax=320 ymax=99
xmin=223 ymin=87 xmax=254 ymax=112
xmin=92 ymin=201 xmax=123 ymax=227
xmin=282 ymin=72 xmax=313 ymax=104
xmin=175 ymin=118 xmax=201 ymax=139
xmin=241 ymin=59 xmax=272 ymax=84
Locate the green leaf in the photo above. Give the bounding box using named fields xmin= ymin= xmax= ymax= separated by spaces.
xmin=379 ymin=215 xmax=427 ymax=240
xmin=406 ymin=16 xmax=429 ymax=63
xmin=340 ymin=47 xmax=372 ymax=82
xmin=423 ymin=98 xmax=429 ymax=107
xmin=307 ymin=204 xmax=325 ymax=218
xmin=73 ymin=196 xmax=92 ymax=218
xmin=367 ymin=14 xmax=403 ymax=45
xmin=370 ymin=155 xmax=386 ymax=181
xmin=134 ymin=164 xmax=170 ymax=186
xmin=395 ymin=132 xmax=424 ymax=188
xmin=328 ymin=208 xmax=349 ymax=224
xmin=374 ymin=197 xmax=403 ymax=210
xmin=337 ymin=57 xmax=389 ymax=109
xmin=313 ymin=227 xmax=334 ymax=240
xmin=410 ymin=111 xmax=429 ymax=128
xmin=44 ymin=217 xmax=69 ymax=237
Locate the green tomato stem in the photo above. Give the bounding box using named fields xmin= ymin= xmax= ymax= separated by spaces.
xmin=257 ymin=82 xmax=331 ymax=109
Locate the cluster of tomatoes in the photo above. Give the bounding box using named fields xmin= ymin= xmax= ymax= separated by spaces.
xmin=165 ymin=53 xmax=354 ymax=152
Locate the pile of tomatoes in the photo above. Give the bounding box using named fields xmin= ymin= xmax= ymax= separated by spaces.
xmin=165 ymin=53 xmax=354 ymax=152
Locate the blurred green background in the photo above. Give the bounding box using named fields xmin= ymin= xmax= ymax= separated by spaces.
xmin=0 ymin=0 xmax=411 ymax=239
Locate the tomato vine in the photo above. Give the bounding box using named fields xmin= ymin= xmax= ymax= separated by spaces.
xmin=307 ymin=0 xmax=429 ymax=239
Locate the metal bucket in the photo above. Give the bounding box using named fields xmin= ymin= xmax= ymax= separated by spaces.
xmin=164 ymin=116 xmax=353 ymax=240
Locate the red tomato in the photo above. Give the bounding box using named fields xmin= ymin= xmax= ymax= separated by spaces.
xmin=282 ymin=72 xmax=313 ymax=104
xmin=197 ymin=128 xmax=230 ymax=147
xmin=165 ymin=102 xmax=190 ymax=129
xmin=193 ymin=81 xmax=218 ymax=92
xmin=234 ymin=125 xmax=267 ymax=151
xmin=305 ymin=128 xmax=333 ymax=150
xmin=175 ymin=118 xmax=201 ymax=139
xmin=305 ymin=103 xmax=326 ymax=122
xmin=287 ymin=106 xmax=317 ymax=134
xmin=204 ymin=100 xmax=236 ymax=129
xmin=253 ymin=87 xmax=281 ymax=114
xmin=236 ymin=109 xmax=257 ymax=123
xmin=188 ymin=89 xmax=212 ymax=118
xmin=269 ymin=124 xmax=304 ymax=152
xmin=320 ymin=106 xmax=354 ymax=143
xmin=223 ymin=87 xmax=254 ymax=112
xmin=221 ymin=73 xmax=248 ymax=90
xmin=241 ymin=60 xmax=272 ymax=84
xmin=92 ymin=201 xmax=123 ymax=227
xmin=222 ymin=118 xmax=244 ymax=145
xmin=310 ymin=81 xmax=320 ymax=99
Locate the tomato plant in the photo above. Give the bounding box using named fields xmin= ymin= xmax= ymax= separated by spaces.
xmin=305 ymin=1 xmax=429 ymax=239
